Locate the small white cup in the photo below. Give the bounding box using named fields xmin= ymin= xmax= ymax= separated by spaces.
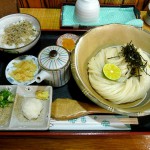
xmin=74 ymin=0 xmax=100 ymax=23
xmin=144 ymin=3 xmax=150 ymax=26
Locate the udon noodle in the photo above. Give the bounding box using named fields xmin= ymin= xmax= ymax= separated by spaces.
xmin=88 ymin=46 xmax=150 ymax=104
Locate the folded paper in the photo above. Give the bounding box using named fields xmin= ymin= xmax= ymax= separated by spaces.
xmin=49 ymin=115 xmax=131 ymax=130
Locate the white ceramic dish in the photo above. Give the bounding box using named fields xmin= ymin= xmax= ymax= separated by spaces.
xmin=5 ymin=55 xmax=40 ymax=85
xmin=5 ymin=85 xmax=52 ymax=130
xmin=0 ymin=85 xmax=17 ymax=130
xmin=56 ymin=33 xmax=79 ymax=52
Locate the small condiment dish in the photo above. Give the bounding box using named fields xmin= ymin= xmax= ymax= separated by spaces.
xmin=56 ymin=33 xmax=79 ymax=53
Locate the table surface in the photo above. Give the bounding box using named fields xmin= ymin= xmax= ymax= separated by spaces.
xmin=0 ymin=8 xmax=150 ymax=150
xmin=0 ymin=135 xmax=150 ymax=150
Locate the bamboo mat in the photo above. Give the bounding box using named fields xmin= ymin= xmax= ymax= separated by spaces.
xmin=20 ymin=8 xmax=150 ymax=31
xmin=20 ymin=8 xmax=61 ymax=30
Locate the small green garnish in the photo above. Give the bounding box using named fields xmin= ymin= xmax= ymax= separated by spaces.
xmin=0 ymin=89 xmax=15 ymax=108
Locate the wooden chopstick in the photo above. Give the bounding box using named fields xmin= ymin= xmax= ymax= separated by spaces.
xmin=118 ymin=118 xmax=138 ymax=125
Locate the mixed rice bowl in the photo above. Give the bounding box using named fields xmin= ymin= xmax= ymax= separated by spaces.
xmin=0 ymin=14 xmax=41 ymax=53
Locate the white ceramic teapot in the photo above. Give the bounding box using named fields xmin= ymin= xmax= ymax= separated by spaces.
xmin=74 ymin=0 xmax=100 ymax=23
xmin=35 ymin=46 xmax=71 ymax=87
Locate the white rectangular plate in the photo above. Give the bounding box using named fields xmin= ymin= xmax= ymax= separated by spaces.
xmin=2 ymin=85 xmax=52 ymax=130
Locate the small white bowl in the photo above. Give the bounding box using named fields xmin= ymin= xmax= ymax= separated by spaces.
xmin=74 ymin=0 xmax=100 ymax=23
xmin=0 ymin=13 xmax=41 ymax=54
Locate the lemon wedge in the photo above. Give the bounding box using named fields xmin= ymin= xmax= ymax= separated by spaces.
xmin=103 ymin=63 xmax=121 ymax=80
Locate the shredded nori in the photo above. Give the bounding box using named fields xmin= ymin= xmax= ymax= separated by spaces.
xmin=108 ymin=41 xmax=150 ymax=79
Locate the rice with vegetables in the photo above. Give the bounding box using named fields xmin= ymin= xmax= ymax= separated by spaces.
xmin=0 ymin=20 xmax=39 ymax=49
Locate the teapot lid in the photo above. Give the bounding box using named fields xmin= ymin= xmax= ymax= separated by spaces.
xmin=38 ymin=45 xmax=70 ymax=70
